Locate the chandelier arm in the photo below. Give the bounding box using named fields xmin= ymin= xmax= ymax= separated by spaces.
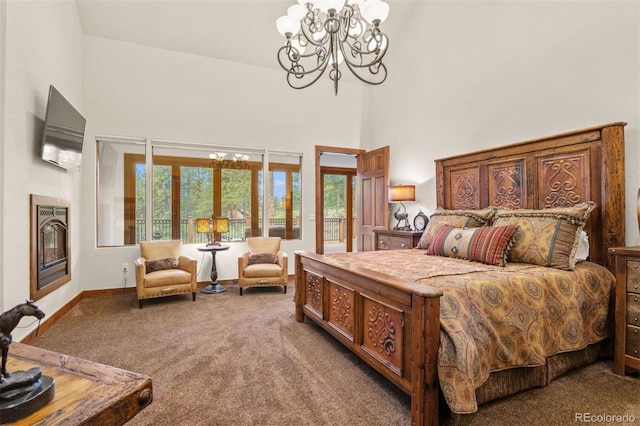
xmin=277 ymin=45 xmax=332 ymax=78
xmin=299 ymin=23 xmax=330 ymax=48
xmin=341 ymin=59 xmax=388 ymax=86
xmin=286 ymin=65 xmax=330 ymax=90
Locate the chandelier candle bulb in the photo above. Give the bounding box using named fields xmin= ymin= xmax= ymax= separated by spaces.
xmin=276 ymin=0 xmax=390 ymax=95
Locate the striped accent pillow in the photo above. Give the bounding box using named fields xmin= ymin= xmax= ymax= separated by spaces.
xmin=426 ymin=224 xmax=519 ymax=266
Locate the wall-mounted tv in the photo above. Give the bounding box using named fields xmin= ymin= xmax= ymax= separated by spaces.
xmin=41 ymin=85 xmax=86 ymax=173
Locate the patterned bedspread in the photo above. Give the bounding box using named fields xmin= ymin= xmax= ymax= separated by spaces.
xmin=325 ymin=249 xmax=615 ymax=414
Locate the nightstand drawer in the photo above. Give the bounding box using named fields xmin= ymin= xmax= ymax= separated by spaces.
xmin=626 ymin=325 xmax=640 ymax=359
xmin=377 ymin=235 xmax=411 ymax=250
xmin=373 ymin=229 xmax=422 ymax=251
xmin=627 ymin=294 xmax=640 ymax=326
xmin=627 ymin=260 xmax=640 ymax=293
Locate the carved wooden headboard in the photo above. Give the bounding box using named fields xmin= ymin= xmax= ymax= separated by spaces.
xmin=435 ymin=122 xmax=626 ymax=270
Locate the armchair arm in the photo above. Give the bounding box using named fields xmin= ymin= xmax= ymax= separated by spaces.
xmin=238 ymin=252 xmax=250 ymax=279
xmin=177 ymin=255 xmax=196 ymax=274
xmin=134 ymin=257 xmax=146 ymax=289
xmin=277 ymin=251 xmax=288 ymax=275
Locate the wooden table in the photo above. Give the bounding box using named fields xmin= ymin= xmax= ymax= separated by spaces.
xmin=3 ymin=342 xmax=152 ymax=425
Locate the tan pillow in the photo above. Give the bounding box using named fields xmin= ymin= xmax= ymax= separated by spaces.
xmin=145 ymin=257 xmax=178 ymax=273
xmin=416 ymin=207 xmax=497 ymax=250
xmin=248 ymin=253 xmax=278 ymax=265
xmin=491 ymin=202 xmax=595 ymax=270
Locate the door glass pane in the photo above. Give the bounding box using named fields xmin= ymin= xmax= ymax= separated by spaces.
xmin=221 ymin=168 xmax=254 ymax=241
xmin=181 ymin=166 xmax=213 ymax=244
xmin=152 ymin=164 xmax=172 ymax=240
xmin=135 ymin=163 xmax=146 ymax=243
xmin=323 ymin=174 xmax=346 ymax=253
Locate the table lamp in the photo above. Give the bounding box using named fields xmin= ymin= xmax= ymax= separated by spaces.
xmin=213 ymin=217 xmax=229 ymax=243
xmin=196 ymin=218 xmax=214 ymax=246
xmin=388 ymin=185 xmax=415 ymax=230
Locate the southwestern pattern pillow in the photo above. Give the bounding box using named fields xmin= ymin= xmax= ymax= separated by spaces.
xmin=145 ymin=257 xmax=179 ymax=273
xmin=426 ymin=224 xmax=519 ymax=266
xmin=491 ymin=201 xmax=595 ymax=270
xmin=249 ymin=253 xmax=278 ymax=265
xmin=416 ymin=206 xmax=497 ymax=250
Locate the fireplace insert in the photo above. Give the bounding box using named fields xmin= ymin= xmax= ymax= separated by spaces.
xmin=30 ymin=195 xmax=71 ymax=300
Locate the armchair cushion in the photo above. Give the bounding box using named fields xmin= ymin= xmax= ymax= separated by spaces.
xmin=145 ymin=257 xmax=179 ymax=273
xmin=248 ymin=253 xmax=278 ymax=265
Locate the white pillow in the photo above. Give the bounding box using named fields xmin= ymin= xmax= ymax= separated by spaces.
xmin=574 ymin=231 xmax=589 ymax=262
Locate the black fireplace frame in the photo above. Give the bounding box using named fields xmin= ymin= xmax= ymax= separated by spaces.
xmin=30 ymin=194 xmax=71 ymax=301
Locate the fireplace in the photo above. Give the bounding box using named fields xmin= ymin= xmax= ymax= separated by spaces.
xmin=30 ymin=195 xmax=71 ymax=300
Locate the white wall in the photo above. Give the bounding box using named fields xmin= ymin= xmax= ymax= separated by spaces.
xmin=0 ymin=0 xmax=7 ymax=312
xmin=79 ymin=35 xmax=368 ymax=291
xmin=372 ymin=1 xmax=640 ymax=244
xmin=1 ymin=0 xmax=84 ymax=339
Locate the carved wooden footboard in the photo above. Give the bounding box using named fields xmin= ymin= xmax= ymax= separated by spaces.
xmin=294 ymin=251 xmax=443 ymax=426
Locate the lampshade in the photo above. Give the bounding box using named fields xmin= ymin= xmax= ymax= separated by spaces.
xmin=213 ymin=217 xmax=229 ymax=233
xmin=196 ymin=218 xmax=212 ymax=234
xmin=388 ymin=185 xmax=415 ymax=202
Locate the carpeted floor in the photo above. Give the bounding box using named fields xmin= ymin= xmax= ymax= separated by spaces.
xmin=31 ymin=281 xmax=640 ymax=425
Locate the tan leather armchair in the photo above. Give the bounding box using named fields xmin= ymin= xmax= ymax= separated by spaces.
xmin=135 ymin=240 xmax=197 ymax=308
xmin=237 ymin=237 xmax=288 ymax=296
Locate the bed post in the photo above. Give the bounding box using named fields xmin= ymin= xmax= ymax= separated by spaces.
xmin=294 ymin=251 xmax=305 ymax=322
xmin=600 ymin=123 xmax=625 ymax=271
xmin=411 ymin=294 xmax=441 ymax=426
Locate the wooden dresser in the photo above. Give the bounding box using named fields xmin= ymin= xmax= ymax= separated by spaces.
xmin=609 ymin=246 xmax=640 ymax=375
xmin=373 ymin=229 xmax=423 ymax=251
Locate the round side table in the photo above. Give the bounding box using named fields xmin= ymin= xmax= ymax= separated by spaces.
xmin=198 ymin=244 xmax=230 ymax=294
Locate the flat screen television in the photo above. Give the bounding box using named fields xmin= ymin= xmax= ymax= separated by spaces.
xmin=41 ymin=85 xmax=86 ymax=172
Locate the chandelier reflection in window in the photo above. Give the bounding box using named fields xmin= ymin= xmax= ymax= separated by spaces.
xmin=276 ymin=0 xmax=389 ymax=95
xmin=209 ymin=152 xmax=250 ymax=171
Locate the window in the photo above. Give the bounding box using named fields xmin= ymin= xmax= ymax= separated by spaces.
xmin=96 ymin=137 xmax=146 ymax=247
xmin=268 ymin=152 xmax=302 ymax=240
xmin=97 ymin=137 xmax=301 ymax=247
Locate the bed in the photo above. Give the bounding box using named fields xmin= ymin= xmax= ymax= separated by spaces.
xmin=294 ymin=122 xmax=626 ymax=425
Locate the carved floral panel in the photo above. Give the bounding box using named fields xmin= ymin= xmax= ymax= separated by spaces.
xmin=488 ymin=159 xmax=525 ymax=209
xmin=450 ymin=168 xmax=480 ymax=209
xmin=327 ymin=280 xmax=354 ymax=340
xmin=538 ymin=152 xmax=589 ymax=208
xmin=305 ymin=271 xmax=323 ymax=316
xmin=361 ymin=296 xmax=403 ymax=375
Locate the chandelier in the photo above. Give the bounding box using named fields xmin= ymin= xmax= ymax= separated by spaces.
xmin=209 ymin=152 xmax=250 ymax=171
xmin=276 ymin=0 xmax=390 ymax=95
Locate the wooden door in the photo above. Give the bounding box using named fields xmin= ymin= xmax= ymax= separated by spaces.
xmin=357 ymin=146 xmax=390 ymax=251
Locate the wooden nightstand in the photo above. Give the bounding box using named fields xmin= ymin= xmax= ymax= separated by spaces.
xmin=608 ymin=246 xmax=640 ymax=375
xmin=373 ymin=229 xmax=423 ymax=251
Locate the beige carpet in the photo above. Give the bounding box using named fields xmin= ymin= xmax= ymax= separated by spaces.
xmin=31 ymin=281 xmax=640 ymax=425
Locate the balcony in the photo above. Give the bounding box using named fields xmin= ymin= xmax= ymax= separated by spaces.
xmin=134 ymin=217 xmax=355 ymax=244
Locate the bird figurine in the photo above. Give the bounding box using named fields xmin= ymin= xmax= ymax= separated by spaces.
xmin=393 ymin=206 xmax=411 ymax=230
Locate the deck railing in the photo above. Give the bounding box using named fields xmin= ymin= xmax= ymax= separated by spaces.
xmin=134 ymin=217 xmax=355 ymax=244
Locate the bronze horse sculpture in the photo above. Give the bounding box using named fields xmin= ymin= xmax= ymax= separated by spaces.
xmin=0 ymin=300 xmax=45 ymax=382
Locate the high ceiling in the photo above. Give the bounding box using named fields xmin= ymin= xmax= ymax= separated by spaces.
xmin=75 ymin=0 xmax=416 ymax=72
